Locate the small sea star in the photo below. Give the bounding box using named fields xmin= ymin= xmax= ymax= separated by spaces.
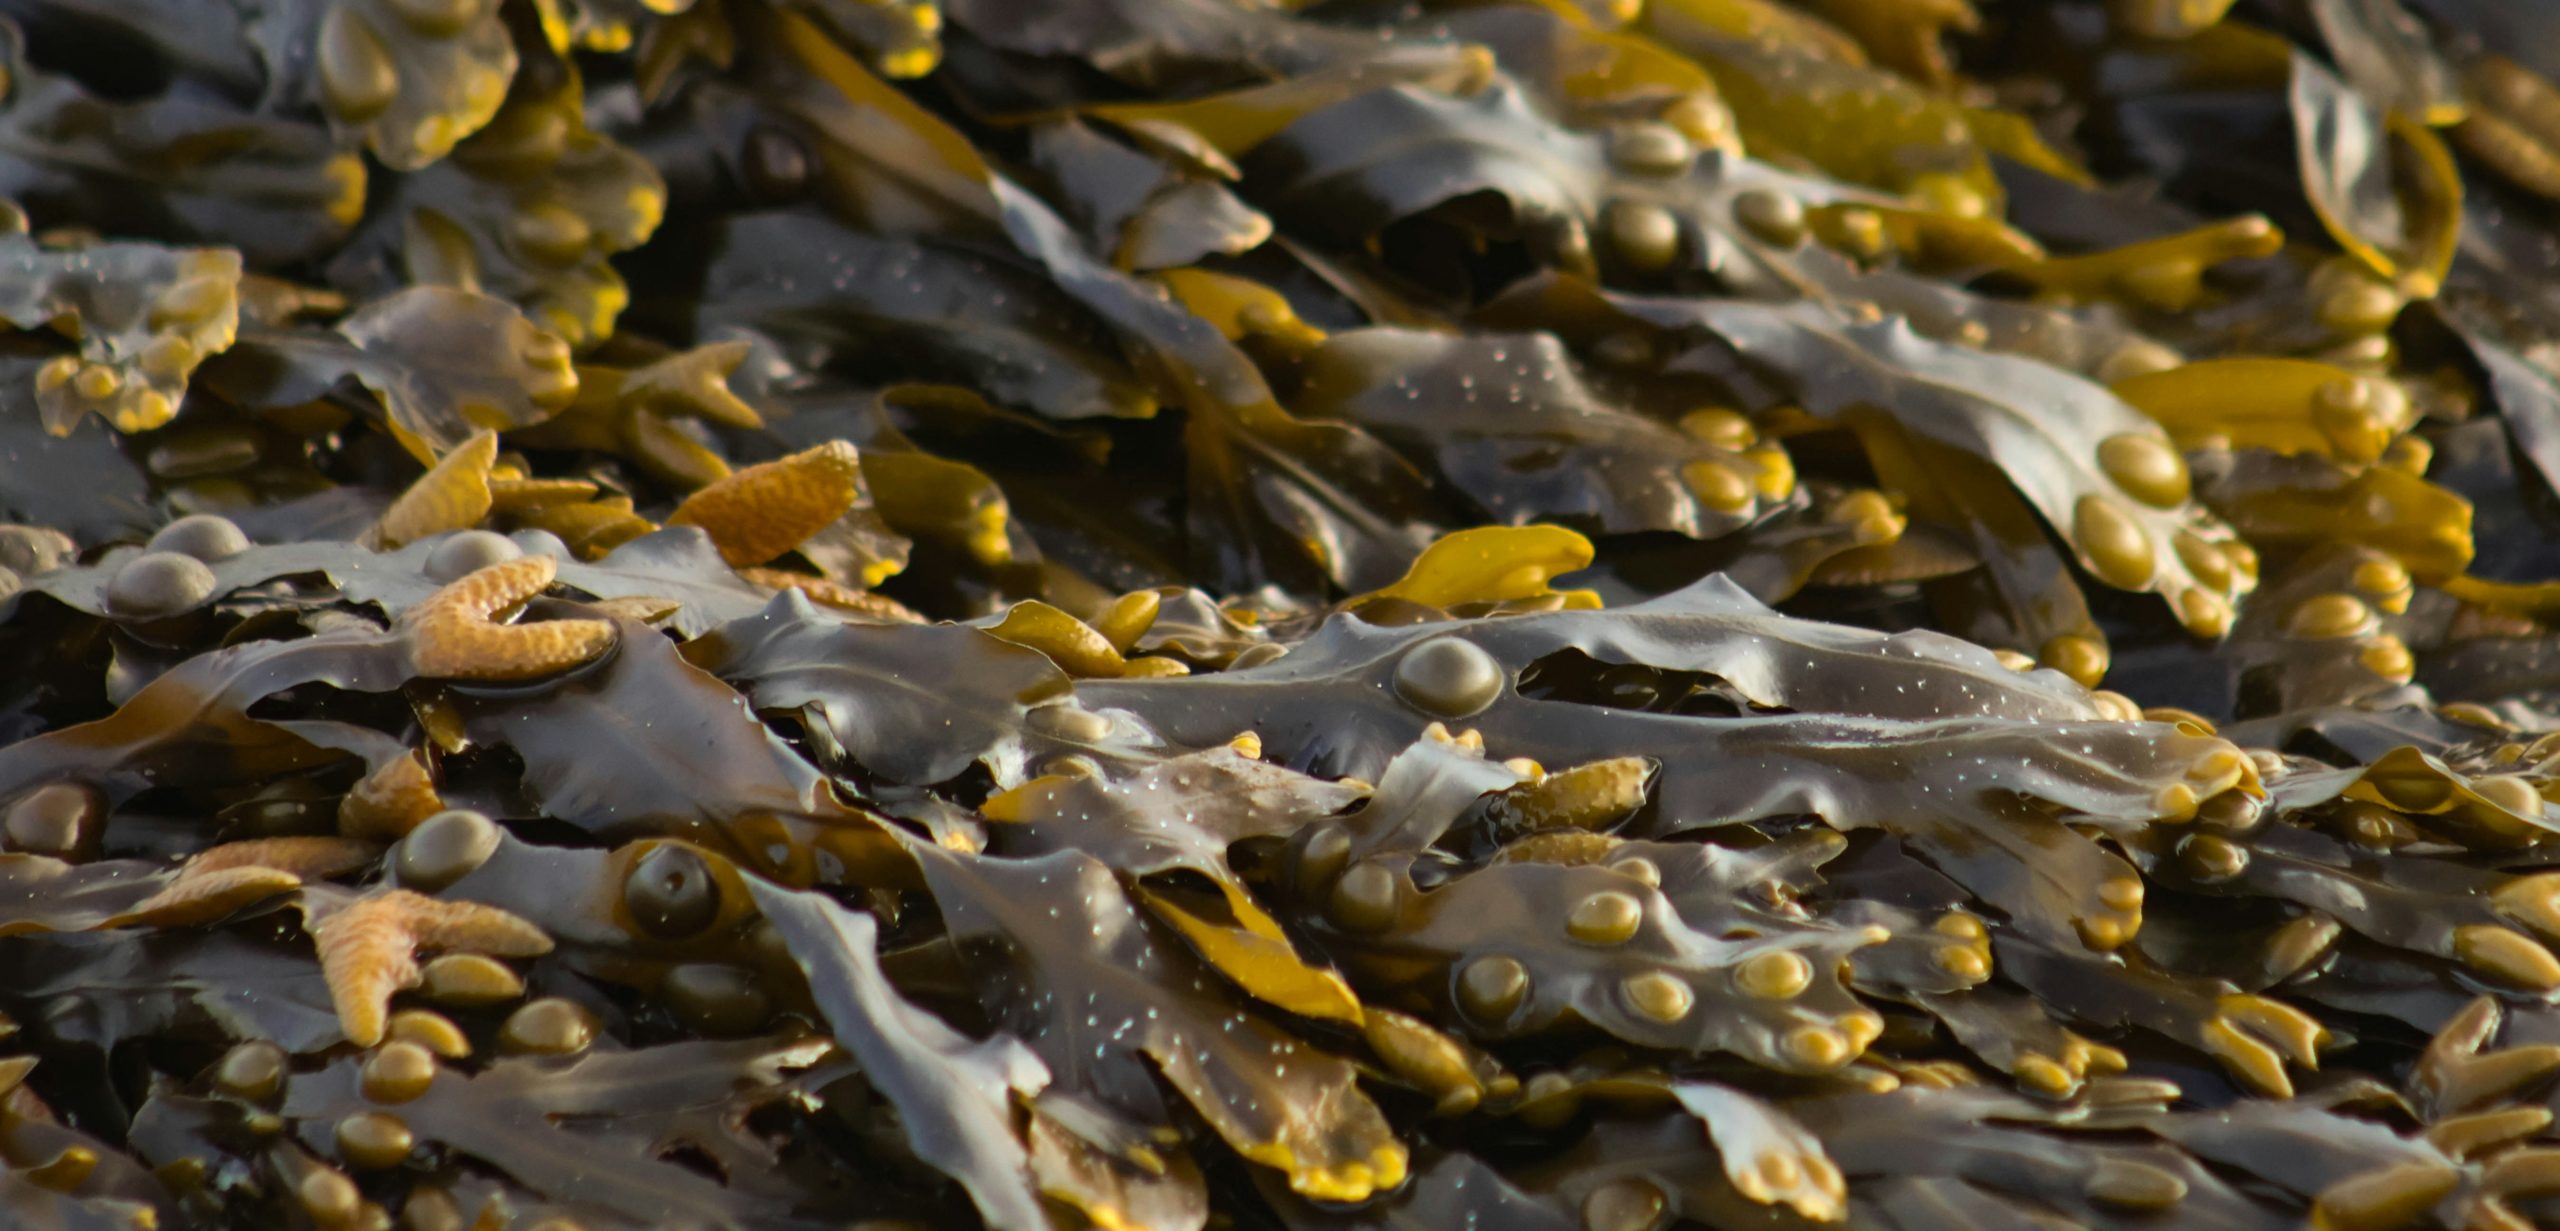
xmin=116 ymin=836 xmax=382 ymax=927
xmin=338 ymin=750 xmax=444 ymax=841
xmin=311 ymin=889 xmax=553 ymax=1047
xmin=667 ymin=440 xmax=864 ymax=568
xmin=403 ymin=555 xmax=617 ymax=682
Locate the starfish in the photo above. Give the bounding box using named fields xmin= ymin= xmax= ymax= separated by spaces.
xmin=115 ymin=836 xmax=382 ymax=928
xmin=338 ymin=750 xmax=444 ymax=841
xmin=487 ymin=475 xmax=601 ymax=513
xmin=403 ymin=555 xmax=617 ymax=682
xmin=369 ymin=430 xmax=496 ymax=550
xmin=666 ymin=440 xmax=864 ymax=567
xmin=310 ymin=889 xmax=553 ymax=1047
xmin=738 ymin=568 xmax=923 ymax=622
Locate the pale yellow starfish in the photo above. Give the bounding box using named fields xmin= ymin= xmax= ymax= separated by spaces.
xmin=738 ymin=567 xmax=923 ymax=622
xmin=403 ymin=555 xmax=617 ymax=682
xmin=338 ymin=751 xmax=444 ymax=841
xmin=311 ymin=890 xmax=552 ymax=1047
xmin=115 ymin=836 xmax=382 ymax=927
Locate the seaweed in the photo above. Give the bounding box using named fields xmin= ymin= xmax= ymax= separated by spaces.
xmin=688 ymin=589 xmax=1151 ymax=786
xmin=326 ymin=54 xmax=664 ymax=348
xmin=689 ymin=211 xmax=1160 ymax=422
xmin=745 ymin=878 xmax=1050 ymax=1230
xmin=4 ymin=0 xmax=2560 ymax=1227
xmin=1294 ymin=329 xmax=1786 ymax=538
xmin=268 ymin=1035 xmax=836 ymax=1227
xmin=247 ymin=0 xmax=517 ymax=171
xmin=0 ymin=235 xmax=239 ymax=435
xmin=911 ymin=842 xmax=1407 ymax=1203
xmin=206 ymin=286 xmax=577 ymax=461
xmin=0 ymin=20 xmax=362 ymax=266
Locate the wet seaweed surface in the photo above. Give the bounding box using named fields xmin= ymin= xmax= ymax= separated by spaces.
xmin=7 ymin=0 xmax=2560 ymax=1228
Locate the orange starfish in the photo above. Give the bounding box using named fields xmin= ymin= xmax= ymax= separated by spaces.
xmin=369 ymin=430 xmax=497 ymax=550
xmin=311 ymin=890 xmax=553 ymax=1047
xmin=403 ymin=555 xmax=617 ymax=682
xmin=114 ymin=836 xmax=383 ymax=927
xmin=338 ymin=751 xmax=444 ymax=841
xmin=487 ymin=476 xmax=602 ymax=513
xmin=666 ymin=440 xmax=864 ymax=567
xmin=738 ymin=568 xmax=923 ymax=622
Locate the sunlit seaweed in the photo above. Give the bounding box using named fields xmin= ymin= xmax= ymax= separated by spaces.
xmin=6 ymin=0 xmax=2560 ymax=1228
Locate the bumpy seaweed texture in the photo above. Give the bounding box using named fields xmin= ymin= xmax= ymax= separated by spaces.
xmin=11 ymin=0 xmax=2560 ymax=1229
